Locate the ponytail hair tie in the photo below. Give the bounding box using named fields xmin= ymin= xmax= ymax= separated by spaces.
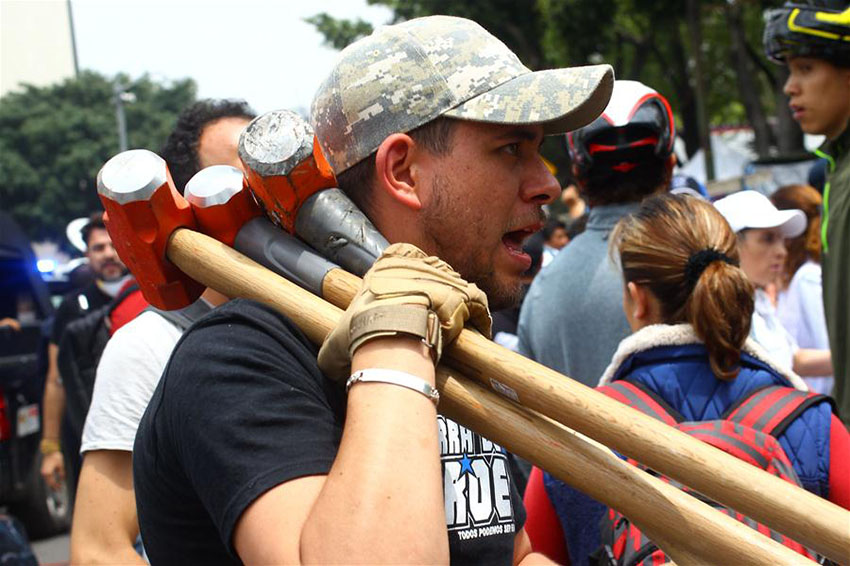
xmin=685 ymin=248 xmax=737 ymax=287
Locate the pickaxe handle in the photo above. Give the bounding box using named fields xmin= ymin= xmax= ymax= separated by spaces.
xmin=231 ymin=107 xmax=848 ymax=559
xmin=166 ymin=225 xmax=815 ymax=566
xmin=107 ymin=150 xmax=847 ymax=562
xmin=222 ymin=214 xmax=848 ymax=563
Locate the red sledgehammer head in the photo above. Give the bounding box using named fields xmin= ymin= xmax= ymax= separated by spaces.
xmin=238 ymin=109 xmax=336 ymax=233
xmin=185 ymin=165 xmax=261 ymax=247
xmin=97 ymin=149 xmax=204 ymax=310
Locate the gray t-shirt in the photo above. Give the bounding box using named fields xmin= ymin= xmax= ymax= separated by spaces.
xmin=518 ymin=203 xmax=638 ymax=386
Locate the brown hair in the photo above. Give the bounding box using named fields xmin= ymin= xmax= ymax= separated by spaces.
xmin=80 ymin=211 xmax=106 ymax=246
xmin=611 ymin=194 xmax=755 ymax=380
xmin=335 ymin=117 xmax=457 ymax=217
xmin=770 ymin=184 xmax=822 ymax=288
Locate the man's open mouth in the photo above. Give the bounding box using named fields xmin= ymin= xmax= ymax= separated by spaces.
xmin=501 ymin=223 xmax=541 ymax=254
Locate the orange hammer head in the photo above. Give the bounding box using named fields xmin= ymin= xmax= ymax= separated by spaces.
xmin=97 ymin=149 xmax=204 ymax=310
xmin=184 ymin=165 xmax=262 ymax=247
xmin=238 ymin=109 xmax=336 ymax=234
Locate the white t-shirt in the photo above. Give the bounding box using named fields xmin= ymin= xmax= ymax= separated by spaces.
xmin=81 ymin=311 xmax=182 ymax=453
xmin=750 ymin=289 xmax=797 ymax=373
xmin=776 ymin=260 xmax=833 ymax=393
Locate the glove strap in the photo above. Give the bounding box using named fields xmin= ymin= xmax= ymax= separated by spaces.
xmin=349 ymin=305 xmax=442 ymax=364
xmin=346 ymin=368 xmax=440 ymax=406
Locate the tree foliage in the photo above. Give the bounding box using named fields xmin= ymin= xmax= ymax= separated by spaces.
xmin=0 ymin=71 xmax=196 ymax=241
xmin=307 ymin=0 xmax=802 ymax=168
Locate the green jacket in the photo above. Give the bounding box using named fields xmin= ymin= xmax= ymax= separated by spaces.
xmin=816 ymin=124 xmax=850 ymax=425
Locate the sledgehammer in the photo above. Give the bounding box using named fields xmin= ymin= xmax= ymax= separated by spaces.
xmin=238 ymin=109 xmax=388 ymax=276
xmin=97 ymin=151 xmax=817 ymax=566
xmin=229 ymin=111 xmax=850 ymax=562
xmin=184 ymin=164 xmax=360 ymax=308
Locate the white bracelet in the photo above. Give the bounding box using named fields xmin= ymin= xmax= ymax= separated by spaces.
xmin=346 ymin=368 xmax=440 ymax=406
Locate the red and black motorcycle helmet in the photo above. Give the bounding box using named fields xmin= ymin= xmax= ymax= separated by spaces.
xmin=566 ymin=80 xmax=675 ymax=180
xmin=764 ymin=1 xmax=850 ymax=66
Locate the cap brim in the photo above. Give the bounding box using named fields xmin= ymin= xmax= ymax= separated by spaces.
xmin=443 ymin=64 xmax=614 ymax=134
xmin=777 ymin=209 xmax=807 ymax=238
xmin=744 ymin=209 xmax=807 ymax=238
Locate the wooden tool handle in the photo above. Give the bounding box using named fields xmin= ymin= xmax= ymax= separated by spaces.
xmin=316 ymin=247 xmax=848 ymax=563
xmin=168 ymin=228 xmax=817 ymax=566
xmin=436 ymin=368 xmax=814 ymax=566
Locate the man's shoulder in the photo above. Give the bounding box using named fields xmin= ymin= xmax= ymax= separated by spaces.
xmin=166 ymin=298 xmax=320 ymax=385
xmin=191 ymin=298 xmax=308 ymax=341
xmin=57 ymin=281 xmax=108 ymax=312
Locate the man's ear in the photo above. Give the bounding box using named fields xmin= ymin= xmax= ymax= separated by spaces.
xmin=626 ymin=281 xmax=649 ymax=322
xmin=374 ymin=133 xmax=422 ymax=211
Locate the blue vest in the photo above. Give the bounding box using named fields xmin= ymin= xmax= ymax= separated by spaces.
xmin=544 ymin=343 xmax=833 ymax=566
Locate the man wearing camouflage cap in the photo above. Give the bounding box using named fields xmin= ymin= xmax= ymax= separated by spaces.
xmin=133 ymin=15 xmax=613 ymax=564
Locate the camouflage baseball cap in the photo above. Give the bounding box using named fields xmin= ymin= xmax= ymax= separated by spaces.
xmin=311 ymin=15 xmax=615 ymax=174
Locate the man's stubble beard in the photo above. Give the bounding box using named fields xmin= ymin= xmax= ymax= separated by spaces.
xmin=420 ymin=174 xmax=522 ymax=312
xmin=96 ymin=262 xmax=129 ymax=282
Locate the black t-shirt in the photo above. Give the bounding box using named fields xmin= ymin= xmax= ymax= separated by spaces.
xmin=50 ymin=281 xmax=110 ymax=345
xmin=134 ymin=299 xmax=525 ymax=565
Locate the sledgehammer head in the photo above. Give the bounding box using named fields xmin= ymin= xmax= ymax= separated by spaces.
xmin=238 ymin=109 xmax=336 ymax=233
xmin=97 ymin=149 xmax=204 ymax=310
xmin=185 ymin=165 xmax=261 ymax=247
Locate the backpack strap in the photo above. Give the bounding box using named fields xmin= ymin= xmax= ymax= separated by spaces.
xmin=724 ymin=385 xmax=835 ymax=438
xmin=106 ymin=282 xmax=140 ymax=315
xmin=598 ymin=381 xmax=683 ymax=425
xmin=145 ymin=298 xmax=213 ymax=332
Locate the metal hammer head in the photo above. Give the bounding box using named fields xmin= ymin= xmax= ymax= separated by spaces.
xmin=238 ymin=109 xmax=336 ymax=233
xmin=97 ymin=149 xmax=204 ymax=310
xmin=185 ymin=165 xmax=262 ymax=247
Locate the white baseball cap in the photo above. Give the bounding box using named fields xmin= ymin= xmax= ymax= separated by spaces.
xmin=714 ymin=190 xmax=806 ymax=238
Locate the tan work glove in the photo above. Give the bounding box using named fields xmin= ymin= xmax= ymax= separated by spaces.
xmin=318 ymin=243 xmax=491 ymax=381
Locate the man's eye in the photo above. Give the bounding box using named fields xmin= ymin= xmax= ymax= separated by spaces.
xmin=502 ymin=143 xmax=520 ymax=155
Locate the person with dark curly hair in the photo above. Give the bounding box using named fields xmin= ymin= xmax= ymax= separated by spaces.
xmin=160 ymin=99 xmax=256 ymax=194
xmin=69 ymin=99 xmax=250 ymax=564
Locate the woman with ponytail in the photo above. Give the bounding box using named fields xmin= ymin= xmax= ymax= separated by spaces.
xmin=523 ymin=194 xmax=849 ymax=566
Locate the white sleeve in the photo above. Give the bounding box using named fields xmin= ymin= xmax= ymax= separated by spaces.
xmin=796 ymin=264 xmax=830 ymax=350
xmin=80 ymin=312 xmax=182 ymax=453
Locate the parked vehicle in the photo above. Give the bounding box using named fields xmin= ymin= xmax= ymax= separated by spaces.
xmin=0 ymin=211 xmax=70 ymax=539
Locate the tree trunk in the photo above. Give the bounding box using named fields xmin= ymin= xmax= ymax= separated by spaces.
xmin=726 ymin=2 xmax=771 ymax=158
xmin=686 ymin=0 xmax=714 ymax=179
xmin=773 ymin=66 xmax=807 ymax=156
xmin=667 ymin=26 xmax=700 ymax=157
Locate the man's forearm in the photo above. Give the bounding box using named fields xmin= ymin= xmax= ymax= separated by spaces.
xmin=300 ymin=337 xmax=449 ymax=564
xmin=42 ymin=344 xmax=65 ymax=442
xmin=70 ymin=451 xmax=145 ymax=565
xmin=42 ymin=377 xmax=66 ymax=441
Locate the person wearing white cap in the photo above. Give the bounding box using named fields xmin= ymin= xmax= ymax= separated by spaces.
xmin=714 ymin=190 xmax=832 ymax=377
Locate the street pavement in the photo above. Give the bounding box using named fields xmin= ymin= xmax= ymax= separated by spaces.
xmin=32 ymin=532 xmax=69 ymax=565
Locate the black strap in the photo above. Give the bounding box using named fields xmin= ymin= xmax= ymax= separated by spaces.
xmin=144 ymin=299 xmax=213 ymax=332
xmin=722 ymin=384 xmax=836 ymax=438
xmin=606 ymin=380 xmax=686 ymax=424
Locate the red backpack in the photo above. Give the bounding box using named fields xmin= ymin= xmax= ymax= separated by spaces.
xmin=594 ymin=381 xmax=828 ymax=566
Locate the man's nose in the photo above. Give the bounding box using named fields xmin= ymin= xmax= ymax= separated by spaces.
xmin=783 ymin=74 xmax=798 ymax=97
xmin=521 ymin=157 xmax=561 ymax=205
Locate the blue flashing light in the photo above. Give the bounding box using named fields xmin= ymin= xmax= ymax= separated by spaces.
xmin=37 ymin=259 xmax=56 ymax=273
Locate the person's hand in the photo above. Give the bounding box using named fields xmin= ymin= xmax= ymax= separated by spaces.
xmin=318 ymin=243 xmax=491 ymax=380
xmin=40 ymin=448 xmax=65 ymax=491
xmin=0 ymin=318 xmax=21 ymax=331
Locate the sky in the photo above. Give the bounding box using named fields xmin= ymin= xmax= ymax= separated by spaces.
xmin=70 ymin=0 xmax=394 ymax=115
